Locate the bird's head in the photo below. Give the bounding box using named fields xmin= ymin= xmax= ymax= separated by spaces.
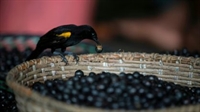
xmin=53 ymin=24 xmax=103 ymax=53
xmin=78 ymin=25 xmax=103 ymax=53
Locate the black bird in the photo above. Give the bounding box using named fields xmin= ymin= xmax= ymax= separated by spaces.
xmin=26 ymin=24 xmax=103 ymax=63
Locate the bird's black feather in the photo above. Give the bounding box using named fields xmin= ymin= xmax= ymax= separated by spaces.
xmin=26 ymin=24 xmax=102 ymax=62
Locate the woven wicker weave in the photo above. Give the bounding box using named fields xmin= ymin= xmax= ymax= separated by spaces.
xmin=6 ymin=52 xmax=200 ymax=112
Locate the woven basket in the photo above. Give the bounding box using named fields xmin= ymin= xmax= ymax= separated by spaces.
xmin=6 ymin=52 xmax=200 ymax=112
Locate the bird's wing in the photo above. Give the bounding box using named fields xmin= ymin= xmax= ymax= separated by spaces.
xmin=37 ymin=35 xmax=68 ymax=48
xmin=36 ymin=24 xmax=78 ymax=48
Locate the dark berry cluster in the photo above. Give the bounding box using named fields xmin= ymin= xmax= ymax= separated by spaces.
xmin=31 ymin=70 xmax=200 ymax=110
xmin=0 ymin=47 xmax=34 ymax=112
xmin=0 ymin=48 xmax=33 ymax=73
xmin=0 ymin=47 xmax=53 ymax=80
xmin=164 ymin=48 xmax=199 ymax=58
xmin=0 ymin=88 xmax=18 ymax=112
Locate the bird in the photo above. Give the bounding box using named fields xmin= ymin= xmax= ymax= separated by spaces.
xmin=25 ymin=24 xmax=103 ymax=64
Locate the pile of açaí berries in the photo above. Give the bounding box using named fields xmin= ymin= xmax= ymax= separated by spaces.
xmin=0 ymin=48 xmax=200 ymax=111
xmin=31 ymin=70 xmax=200 ymax=110
xmin=0 ymin=86 xmax=18 ymax=112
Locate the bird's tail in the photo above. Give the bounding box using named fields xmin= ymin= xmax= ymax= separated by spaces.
xmin=25 ymin=47 xmax=44 ymax=61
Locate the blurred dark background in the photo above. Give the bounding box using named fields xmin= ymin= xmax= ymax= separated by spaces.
xmin=93 ymin=0 xmax=200 ymax=52
xmin=0 ymin=0 xmax=200 ymax=53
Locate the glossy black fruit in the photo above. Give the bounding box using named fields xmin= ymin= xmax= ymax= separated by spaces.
xmin=0 ymin=89 xmax=18 ymax=112
xmin=164 ymin=48 xmax=200 ymax=58
xmin=31 ymin=70 xmax=200 ymax=110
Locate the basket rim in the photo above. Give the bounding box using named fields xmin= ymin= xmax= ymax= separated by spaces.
xmin=7 ymin=52 xmax=200 ymax=72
